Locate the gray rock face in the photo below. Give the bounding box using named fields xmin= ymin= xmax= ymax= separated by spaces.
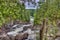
xmin=7 ymin=24 xmax=24 ymax=36
xmin=0 ymin=20 xmax=37 ymax=40
xmin=55 ymin=37 xmax=60 ymax=40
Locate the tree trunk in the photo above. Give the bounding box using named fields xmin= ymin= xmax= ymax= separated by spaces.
xmin=40 ymin=19 xmax=47 ymax=40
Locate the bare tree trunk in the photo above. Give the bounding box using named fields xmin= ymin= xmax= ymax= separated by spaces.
xmin=40 ymin=19 xmax=47 ymax=40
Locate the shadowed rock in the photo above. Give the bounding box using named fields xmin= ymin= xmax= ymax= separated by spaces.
xmin=15 ymin=33 xmax=28 ymax=40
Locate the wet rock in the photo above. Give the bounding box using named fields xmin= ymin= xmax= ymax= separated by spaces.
xmin=15 ymin=33 xmax=28 ymax=40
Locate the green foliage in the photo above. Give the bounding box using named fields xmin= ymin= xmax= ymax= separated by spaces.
xmin=34 ymin=1 xmax=48 ymax=25
xmin=0 ymin=0 xmax=30 ymax=26
xmin=34 ymin=0 xmax=60 ymax=40
xmin=34 ymin=0 xmax=60 ymax=25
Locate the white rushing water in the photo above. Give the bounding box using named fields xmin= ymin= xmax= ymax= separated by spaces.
xmin=30 ymin=16 xmax=34 ymax=26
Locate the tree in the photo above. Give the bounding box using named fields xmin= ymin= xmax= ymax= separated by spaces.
xmin=0 ymin=0 xmax=30 ymax=27
xmin=34 ymin=0 xmax=60 ymax=40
